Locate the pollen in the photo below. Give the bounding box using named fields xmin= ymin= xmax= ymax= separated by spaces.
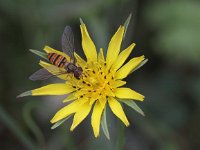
xmin=68 ymin=61 xmax=115 ymax=104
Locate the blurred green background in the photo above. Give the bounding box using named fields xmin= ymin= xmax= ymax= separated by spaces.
xmin=0 ymin=0 xmax=200 ymax=149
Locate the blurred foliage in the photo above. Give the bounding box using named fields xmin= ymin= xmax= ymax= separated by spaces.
xmin=143 ymin=0 xmax=200 ymax=64
xmin=0 ymin=0 xmax=200 ymax=150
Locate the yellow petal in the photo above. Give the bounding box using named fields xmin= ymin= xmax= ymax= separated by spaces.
xmin=98 ymin=48 xmax=105 ymax=61
xmin=74 ymin=53 xmax=86 ymax=68
xmin=51 ymin=100 xmax=80 ymax=123
xmin=114 ymin=88 xmax=144 ymax=101
xmin=32 ymin=84 xmax=75 ymax=96
xmin=80 ymin=24 xmax=97 ymax=62
xmin=106 ymin=26 xmax=124 ymax=69
xmin=111 ymin=80 xmax=126 ymax=88
xmin=63 ymin=94 xmax=77 ymax=103
xmin=73 ymin=89 xmax=88 ymax=98
xmin=70 ymin=101 xmax=93 ymax=131
xmin=91 ymin=99 xmax=106 ymax=137
xmin=89 ymin=92 xmax=99 ymax=105
xmin=43 ymin=46 xmax=70 ymax=61
xmin=39 ymin=60 xmax=71 ymax=80
xmin=108 ymin=97 xmax=129 ymax=126
xmin=115 ymin=55 xmax=145 ymax=79
xmin=111 ymin=43 xmax=135 ymax=71
xmin=98 ymin=48 xmax=105 ymax=65
xmin=104 ymin=85 xmax=115 ymax=97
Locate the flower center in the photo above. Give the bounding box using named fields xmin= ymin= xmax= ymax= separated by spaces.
xmin=73 ymin=62 xmax=115 ymax=99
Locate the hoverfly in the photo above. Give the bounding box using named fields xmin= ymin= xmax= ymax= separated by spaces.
xmin=29 ymin=26 xmax=82 ymax=80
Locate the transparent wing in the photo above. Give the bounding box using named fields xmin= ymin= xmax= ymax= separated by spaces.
xmin=29 ymin=67 xmax=67 ymax=81
xmin=62 ymin=26 xmax=75 ymax=62
xmin=29 ymin=68 xmax=54 ymax=81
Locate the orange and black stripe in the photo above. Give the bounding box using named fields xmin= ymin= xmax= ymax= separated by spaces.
xmin=47 ymin=53 xmax=67 ymax=68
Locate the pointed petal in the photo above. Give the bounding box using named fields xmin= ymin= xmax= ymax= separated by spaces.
xmin=39 ymin=60 xmax=54 ymax=68
xmin=39 ymin=60 xmax=70 ymax=80
xmin=51 ymin=115 xmax=71 ymax=129
xmin=43 ymin=46 xmax=70 ymax=61
xmin=80 ymin=24 xmax=97 ymax=62
xmin=111 ymin=80 xmax=126 ymax=88
xmin=104 ymin=85 xmax=115 ymax=97
xmin=51 ymin=100 xmax=80 ymax=123
xmin=98 ymin=48 xmax=105 ymax=63
xmin=70 ymin=101 xmax=93 ymax=131
xmin=91 ymin=99 xmax=106 ymax=137
xmin=131 ymin=59 xmax=148 ymax=73
xmin=63 ymin=94 xmax=77 ymax=103
xmin=31 ymin=84 xmax=75 ymax=96
xmin=17 ymin=90 xmax=32 ymax=98
xmin=29 ymin=49 xmax=48 ymax=60
xmin=115 ymin=55 xmax=145 ymax=79
xmin=101 ymin=107 xmax=110 ymax=140
xmin=74 ymin=53 xmax=86 ymax=67
xmin=111 ymin=43 xmax=135 ymax=71
xmin=106 ymin=26 xmax=124 ymax=69
xmin=119 ymin=100 xmax=145 ymax=116
xmin=39 ymin=60 xmax=58 ymax=69
xmin=123 ymin=13 xmax=132 ymax=39
xmin=73 ymin=89 xmax=88 ymax=98
xmin=108 ymin=97 xmax=129 ymax=126
xmin=114 ymin=88 xmax=144 ymax=101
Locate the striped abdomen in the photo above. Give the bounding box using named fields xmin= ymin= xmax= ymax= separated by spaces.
xmin=47 ymin=53 xmax=68 ymax=68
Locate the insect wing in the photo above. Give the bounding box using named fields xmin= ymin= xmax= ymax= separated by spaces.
xmin=29 ymin=68 xmax=54 ymax=81
xmin=29 ymin=66 xmax=67 ymax=81
xmin=44 ymin=65 xmax=67 ymax=75
xmin=62 ymin=26 xmax=75 ymax=62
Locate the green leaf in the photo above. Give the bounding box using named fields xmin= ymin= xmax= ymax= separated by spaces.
xmin=17 ymin=90 xmax=32 ymax=98
xmin=119 ymin=100 xmax=145 ymax=116
xmin=123 ymin=13 xmax=132 ymax=40
xmin=29 ymin=49 xmax=48 ymax=60
xmin=51 ymin=116 xmax=71 ymax=130
xmin=101 ymin=107 xmax=110 ymax=140
xmin=132 ymin=59 xmax=148 ymax=73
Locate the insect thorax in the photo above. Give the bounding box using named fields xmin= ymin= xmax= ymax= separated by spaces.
xmin=66 ymin=63 xmax=77 ymax=72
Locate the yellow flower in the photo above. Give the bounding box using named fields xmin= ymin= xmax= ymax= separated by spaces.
xmin=18 ymin=21 xmax=146 ymax=139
